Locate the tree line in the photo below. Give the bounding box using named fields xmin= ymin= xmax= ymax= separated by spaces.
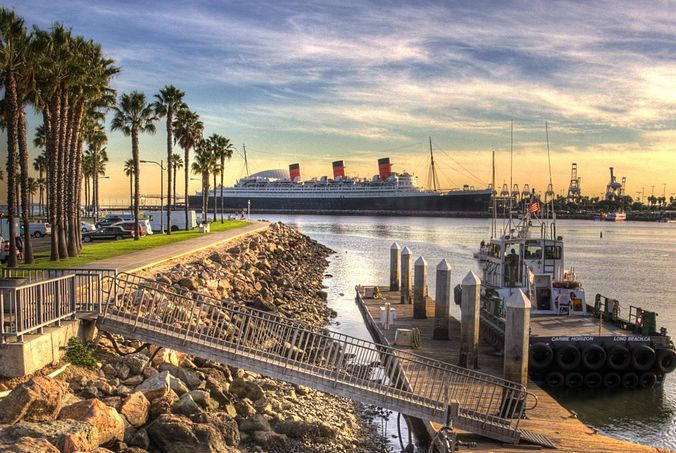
xmin=1 ymin=8 xmax=235 ymax=266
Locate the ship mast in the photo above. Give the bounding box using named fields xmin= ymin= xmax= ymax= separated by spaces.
xmin=491 ymin=149 xmax=497 ymax=238
xmin=428 ymin=136 xmax=439 ymax=192
xmin=243 ymin=143 xmax=250 ymax=177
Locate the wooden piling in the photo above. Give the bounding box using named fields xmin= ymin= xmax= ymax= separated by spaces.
xmin=503 ymin=289 xmax=531 ymax=386
xmin=413 ymin=256 xmax=428 ymax=319
xmin=400 ymin=247 xmax=412 ymax=304
xmin=390 ymin=242 xmax=401 ymax=291
xmin=433 ymin=259 xmax=452 ymax=340
xmin=460 ymin=270 xmax=480 ymax=369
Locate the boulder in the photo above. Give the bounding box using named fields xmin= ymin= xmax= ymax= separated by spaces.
xmin=127 ymin=427 xmax=150 ymax=450
xmin=234 ymin=399 xmax=256 ymax=417
xmin=58 ymin=399 xmax=124 ymax=445
xmin=150 ymin=348 xmax=181 ymax=368
xmin=0 ymin=419 xmax=99 ymax=452
xmin=188 ymin=390 xmax=217 ymax=410
xmin=120 ymin=354 xmax=147 ymax=376
xmin=173 ymin=394 xmax=201 ymax=416
xmin=252 ymin=431 xmax=289 ymax=450
xmin=229 ymin=378 xmax=264 ymax=401
xmin=0 ymin=436 xmax=59 ymax=453
xmin=0 ymin=376 xmax=64 ymax=424
xmin=159 ymin=364 xmax=201 ymax=390
xmin=238 ymin=414 xmax=270 ymax=433
xmin=134 ymin=370 xmax=171 ymax=400
xmin=190 ymin=412 xmax=239 ymax=447
xmin=147 ymin=414 xmax=228 ymax=453
xmin=119 ymin=392 xmax=149 ymax=427
xmin=178 ymin=277 xmax=198 ymax=291
xmin=149 ymin=390 xmax=178 ymax=420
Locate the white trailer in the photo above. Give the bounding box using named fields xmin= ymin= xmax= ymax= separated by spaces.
xmin=145 ymin=210 xmax=197 ymax=232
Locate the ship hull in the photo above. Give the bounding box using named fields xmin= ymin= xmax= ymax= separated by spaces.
xmin=189 ymin=191 xmax=491 ymax=217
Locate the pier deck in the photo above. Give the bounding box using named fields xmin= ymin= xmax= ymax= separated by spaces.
xmin=357 ymin=287 xmax=666 ymax=452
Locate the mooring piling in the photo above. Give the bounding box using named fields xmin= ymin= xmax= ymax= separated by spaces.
xmin=433 ymin=259 xmax=452 ymax=340
xmin=400 ymin=246 xmax=413 ymax=304
xmin=459 ymin=270 xmax=481 ymax=369
xmin=390 ymin=242 xmax=401 ymax=291
xmin=413 ymin=256 xmax=428 ymax=319
xmin=504 ymin=289 xmax=531 ymax=386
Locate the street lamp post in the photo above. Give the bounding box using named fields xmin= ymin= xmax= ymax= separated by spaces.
xmin=140 ymin=160 xmax=165 ymax=233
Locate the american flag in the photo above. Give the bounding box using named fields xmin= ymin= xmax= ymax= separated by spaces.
xmin=529 ymin=201 xmax=540 ymax=214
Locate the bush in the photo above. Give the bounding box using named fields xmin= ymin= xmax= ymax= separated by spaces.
xmin=65 ymin=338 xmax=98 ymax=370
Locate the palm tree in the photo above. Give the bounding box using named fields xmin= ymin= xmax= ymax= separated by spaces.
xmin=123 ymin=159 xmax=135 ymax=210
xmin=32 ymin=152 xmax=47 ymax=216
xmin=153 ymin=85 xmax=186 ymax=235
xmin=0 ymin=8 xmax=29 ymax=266
xmin=208 ymin=134 xmax=235 ymax=223
xmin=111 ymin=91 xmax=157 ymax=240
xmin=191 ymin=140 xmax=212 ymax=221
xmin=171 ymin=153 xmax=183 ymax=208
xmin=27 ymin=177 xmax=37 ymax=218
xmin=174 ymin=108 xmax=203 ymax=229
xmin=82 ymin=116 xmax=108 ymax=221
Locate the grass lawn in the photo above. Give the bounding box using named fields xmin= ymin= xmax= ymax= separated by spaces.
xmin=19 ymin=220 xmax=250 ymax=269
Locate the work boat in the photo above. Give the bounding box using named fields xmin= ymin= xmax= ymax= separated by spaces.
xmin=474 ymin=200 xmax=676 ymax=390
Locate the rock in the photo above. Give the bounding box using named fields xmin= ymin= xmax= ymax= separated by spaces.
xmin=150 ymin=349 xmax=181 ymax=368
xmin=178 ymin=277 xmax=198 ymax=291
xmin=238 ymin=414 xmax=270 ymax=433
xmin=58 ymin=398 xmax=125 ymax=445
xmin=188 ymin=389 xmax=217 ymax=410
xmin=147 ymin=414 xmax=228 ymax=453
xmin=117 ymin=364 xmax=131 ymax=380
xmin=142 ymin=367 xmax=158 ymax=379
xmin=274 ymin=418 xmax=338 ymax=441
xmin=317 ymin=290 xmax=328 ymax=300
xmin=159 ymin=364 xmax=201 ymax=390
xmin=173 ymin=394 xmax=201 ymax=416
xmin=121 ymin=354 xmax=147 ymax=376
xmin=101 ymin=397 xmax=122 ymax=410
xmin=134 ymin=370 xmax=171 ymax=400
xmin=0 ymin=376 xmax=64 ymax=424
xmin=234 ymin=399 xmax=256 ymax=417
xmin=190 ymin=412 xmax=239 ymax=447
xmin=0 ymin=436 xmax=60 ymax=453
xmin=149 ymin=390 xmax=178 ymax=420
xmin=157 ymin=274 xmax=172 ymax=285
xmin=208 ymin=252 xmax=223 ymax=264
xmin=229 ymin=378 xmax=264 ymax=401
xmin=252 ymin=431 xmax=289 ymax=450
xmin=127 ymin=428 xmax=150 ymax=450
xmin=121 ymin=375 xmax=144 ymax=386
xmin=0 ymin=419 xmax=99 ymax=452
xmin=119 ymin=392 xmax=149 ymax=427
xmin=101 ymin=363 xmax=117 ymax=378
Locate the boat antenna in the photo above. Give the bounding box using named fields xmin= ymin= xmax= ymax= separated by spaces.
xmin=491 ymin=149 xmax=497 ymax=238
xmin=545 ymin=122 xmax=556 ymax=224
xmin=243 ymin=143 xmax=250 ymax=177
xmin=508 ymin=120 xmax=514 ymax=229
xmin=428 ymin=136 xmax=439 ymax=192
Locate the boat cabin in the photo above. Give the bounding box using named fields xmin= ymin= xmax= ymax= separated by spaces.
xmin=481 ymin=234 xmax=586 ymax=317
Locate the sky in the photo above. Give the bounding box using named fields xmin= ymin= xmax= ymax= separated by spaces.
xmin=3 ymin=0 xmax=676 ymax=202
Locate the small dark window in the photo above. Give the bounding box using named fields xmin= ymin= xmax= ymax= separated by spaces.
xmin=545 ymin=246 xmax=561 ymax=260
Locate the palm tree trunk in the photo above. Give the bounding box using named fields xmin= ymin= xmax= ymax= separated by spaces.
xmin=66 ymin=101 xmax=84 ymax=257
xmin=45 ymin=100 xmax=59 ymax=261
xmin=18 ymin=108 xmax=33 ymax=263
xmin=166 ymin=112 xmax=173 ymax=235
xmin=184 ymin=146 xmax=190 ymax=230
xmin=4 ymin=70 xmax=19 ymax=267
xmin=202 ymin=172 xmax=208 ymax=221
xmin=173 ymin=165 xmax=177 ymax=208
xmin=57 ymin=88 xmax=69 ymax=258
xmin=212 ymin=171 xmax=217 ymax=222
xmin=132 ymin=127 xmax=141 ymax=241
xmin=220 ymin=157 xmax=224 ymax=223
xmin=129 ymin=174 xmax=133 ymax=210
xmin=93 ymin=145 xmax=98 ymax=222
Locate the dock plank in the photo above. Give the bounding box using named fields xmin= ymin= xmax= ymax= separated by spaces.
xmin=357 ymin=287 xmax=669 ymax=453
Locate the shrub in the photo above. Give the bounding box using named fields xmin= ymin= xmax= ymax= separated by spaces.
xmin=65 ymin=338 xmax=98 ymax=370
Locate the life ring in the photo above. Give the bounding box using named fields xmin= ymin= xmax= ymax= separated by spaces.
xmin=584 ymin=372 xmax=603 ymax=389
xmin=622 ymin=372 xmax=639 ymax=389
xmin=603 ymin=372 xmax=621 ymax=389
xmin=565 ymin=372 xmax=584 ymax=389
xmin=656 ymin=348 xmax=676 ymax=374
xmin=607 ymin=345 xmax=631 ymax=370
xmin=545 ymin=371 xmax=564 ymax=388
xmin=581 ymin=343 xmax=607 ymax=370
xmin=555 ymin=343 xmax=581 ymax=370
xmin=639 ymin=372 xmax=658 ymax=389
xmin=529 ymin=343 xmax=554 ymax=370
xmin=630 ymin=344 xmax=656 ymax=371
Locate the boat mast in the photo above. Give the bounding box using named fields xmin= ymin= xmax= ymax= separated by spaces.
xmin=428 ymin=136 xmax=439 ymax=192
xmin=243 ymin=143 xmax=250 ymax=177
xmin=508 ymin=121 xmax=514 ymax=232
xmin=491 ymin=149 xmax=497 ymax=238
xmin=545 ymin=122 xmax=556 ymax=235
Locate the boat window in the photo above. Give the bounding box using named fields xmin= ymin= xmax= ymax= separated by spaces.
xmin=525 ymin=245 xmax=542 ymax=259
xmin=489 ymin=244 xmax=501 ymax=258
xmin=504 ymin=245 xmax=521 ymax=287
xmin=545 ymin=245 xmax=562 ymax=260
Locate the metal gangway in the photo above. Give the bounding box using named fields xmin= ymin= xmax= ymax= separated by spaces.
xmin=98 ymin=273 xmax=531 ymax=444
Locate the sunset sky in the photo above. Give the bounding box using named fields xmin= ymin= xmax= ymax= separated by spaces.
xmin=3 ymin=0 xmax=676 ymax=202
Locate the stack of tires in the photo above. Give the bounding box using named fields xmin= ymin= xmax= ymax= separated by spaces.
xmin=529 ymin=341 xmax=676 ymax=389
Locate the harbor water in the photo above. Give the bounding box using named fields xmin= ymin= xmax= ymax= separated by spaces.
xmin=263 ymin=215 xmax=676 ymax=450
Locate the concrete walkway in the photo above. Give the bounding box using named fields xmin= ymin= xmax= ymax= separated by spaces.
xmin=82 ymin=221 xmax=269 ymax=273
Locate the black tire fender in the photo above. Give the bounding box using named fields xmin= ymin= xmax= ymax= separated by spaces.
xmin=639 ymin=372 xmax=658 ymax=389
xmin=603 ymin=372 xmax=621 ymax=389
xmin=622 ymin=372 xmax=639 ymax=389
xmin=555 ymin=343 xmax=581 ymax=370
xmin=581 ymin=343 xmax=607 ymax=370
xmin=529 ymin=343 xmax=554 ymax=370
xmin=584 ymin=372 xmax=603 ymax=389
xmin=630 ymin=344 xmax=656 ymax=371
xmin=656 ymin=348 xmax=676 ymax=374
xmin=545 ymin=371 xmax=564 ymax=388
xmin=565 ymin=371 xmax=584 ymax=389
xmin=607 ymin=345 xmax=631 ymax=370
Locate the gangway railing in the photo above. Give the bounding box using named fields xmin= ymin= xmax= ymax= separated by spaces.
xmin=99 ymin=274 xmax=529 ymax=443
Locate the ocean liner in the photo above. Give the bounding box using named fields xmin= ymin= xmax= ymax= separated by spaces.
xmin=190 ymin=157 xmax=491 ymax=216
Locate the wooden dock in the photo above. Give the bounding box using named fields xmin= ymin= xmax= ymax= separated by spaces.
xmin=356 ymin=287 xmax=670 ymax=453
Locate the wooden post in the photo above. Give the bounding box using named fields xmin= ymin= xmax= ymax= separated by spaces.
xmin=413 ymin=256 xmax=428 ymax=319
xmin=400 ymin=247 xmax=412 ymax=304
xmin=459 ymin=271 xmax=481 ymax=369
xmin=503 ymin=289 xmax=531 ymax=386
xmin=433 ymin=259 xmax=452 ymax=340
xmin=390 ymin=242 xmax=401 ymax=291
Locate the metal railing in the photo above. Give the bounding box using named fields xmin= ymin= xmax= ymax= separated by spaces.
xmin=0 ymin=271 xmax=111 ymax=342
xmin=100 ymin=274 xmax=528 ymax=443
xmin=1 ymin=267 xmax=117 ymax=284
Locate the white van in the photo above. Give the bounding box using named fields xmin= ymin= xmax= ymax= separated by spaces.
xmin=145 ymin=210 xmax=197 ymax=233
xmin=26 ymin=222 xmax=51 ymax=238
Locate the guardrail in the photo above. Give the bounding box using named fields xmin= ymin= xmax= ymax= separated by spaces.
xmin=1 ymin=267 xmax=117 ymax=284
xmin=101 ymin=274 xmax=528 ymax=442
xmin=0 ymin=271 xmax=111 ymax=343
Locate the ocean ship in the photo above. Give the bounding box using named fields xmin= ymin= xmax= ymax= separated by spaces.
xmin=190 ymin=157 xmax=492 ymax=216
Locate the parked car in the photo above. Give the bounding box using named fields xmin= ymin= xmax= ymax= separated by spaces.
xmin=22 ymin=222 xmax=51 ymax=238
xmin=96 ymin=214 xmax=135 ymax=228
xmin=82 ymin=226 xmax=133 ymax=242
xmin=112 ymin=221 xmax=147 ymax=236
xmin=81 ymin=221 xmax=96 ymax=233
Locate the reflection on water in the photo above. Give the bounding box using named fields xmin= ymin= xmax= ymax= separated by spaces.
xmin=263 ymin=215 xmax=676 ymax=449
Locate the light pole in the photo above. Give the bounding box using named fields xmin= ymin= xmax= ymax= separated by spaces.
xmin=140 ymin=160 xmax=165 ymax=233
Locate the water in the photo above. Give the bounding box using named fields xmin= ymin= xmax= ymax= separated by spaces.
xmin=262 ymin=214 xmax=676 ymax=450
